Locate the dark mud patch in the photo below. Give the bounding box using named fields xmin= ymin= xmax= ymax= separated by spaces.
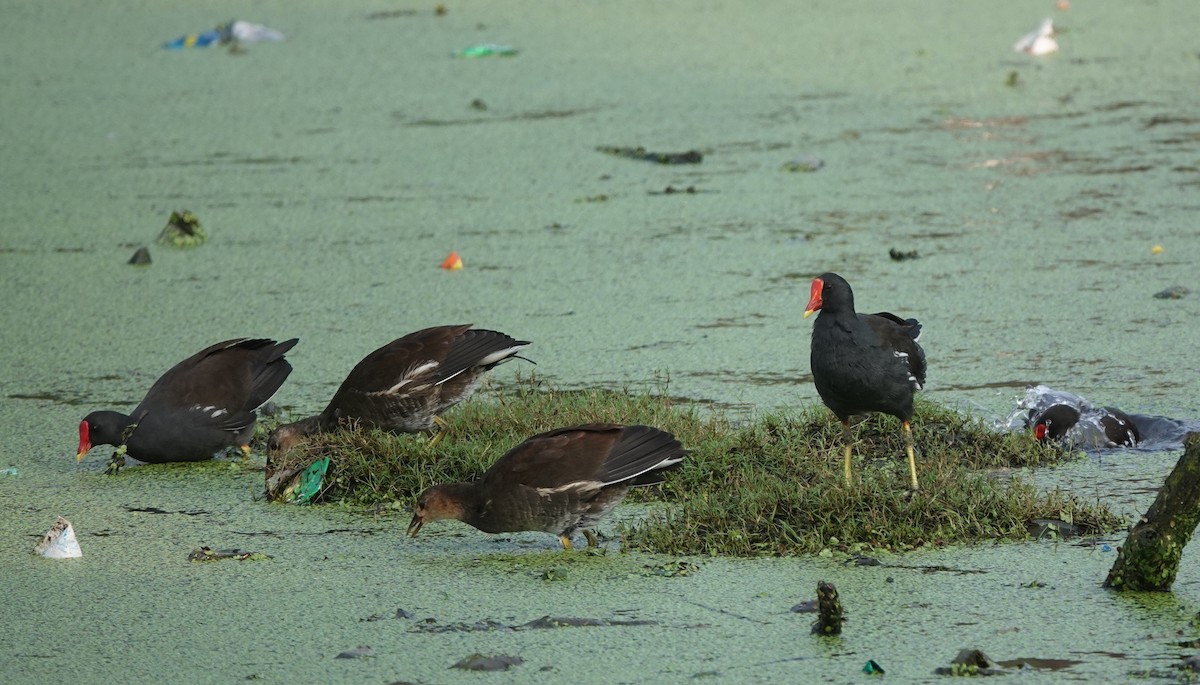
xmin=596 ymin=145 xmax=703 ymax=165
xmin=187 ymin=547 xmax=271 ymax=562
xmin=452 ymin=654 xmax=523 ymax=672
xmin=695 ymin=314 xmax=770 ymax=329
xmin=678 ymin=369 xmax=808 ymax=387
xmin=398 ymin=107 xmax=599 ymax=127
xmin=8 ymin=392 xmax=91 ymax=406
xmin=124 ymin=506 xmax=211 ymax=516
xmin=413 ymin=615 xmax=656 ymax=634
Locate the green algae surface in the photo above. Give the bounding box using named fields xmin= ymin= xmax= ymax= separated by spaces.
xmin=4 ymin=0 xmax=1200 ymax=683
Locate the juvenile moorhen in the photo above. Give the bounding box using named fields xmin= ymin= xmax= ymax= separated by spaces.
xmin=804 ymin=273 xmax=926 ymax=490
xmin=77 ymin=338 xmax=298 ymax=466
xmin=267 ymin=325 xmax=529 ymax=454
xmin=407 ymin=424 xmax=686 ymax=549
xmin=1031 ymin=403 xmax=1140 ymax=447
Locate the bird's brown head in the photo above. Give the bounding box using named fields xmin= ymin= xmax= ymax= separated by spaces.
xmin=407 ymin=485 xmax=469 ymax=538
xmin=266 ymin=423 xmax=304 ymax=457
xmin=803 ymin=276 xmax=825 ymax=318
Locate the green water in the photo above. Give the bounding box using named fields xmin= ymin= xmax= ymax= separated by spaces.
xmin=4 ymin=0 xmax=1200 ymax=682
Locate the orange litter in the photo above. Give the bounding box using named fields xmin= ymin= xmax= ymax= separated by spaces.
xmin=440 ymin=251 xmax=463 ymax=270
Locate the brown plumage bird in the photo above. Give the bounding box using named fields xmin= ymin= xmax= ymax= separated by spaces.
xmin=407 ymin=424 xmax=686 ymax=549
xmin=77 ymin=338 xmax=298 ymax=465
xmin=804 ymin=272 xmax=926 ymax=490
xmin=267 ymin=325 xmax=529 ymax=454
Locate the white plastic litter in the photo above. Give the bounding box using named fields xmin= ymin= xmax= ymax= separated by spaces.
xmin=1013 ymin=18 xmax=1058 ymax=56
xmin=34 ymin=517 xmax=83 ymax=559
xmin=230 ymin=21 xmax=285 ymax=44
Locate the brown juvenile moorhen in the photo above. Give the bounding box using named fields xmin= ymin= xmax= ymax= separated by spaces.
xmin=804 ymin=272 xmax=926 ymax=490
xmin=267 ymin=325 xmax=529 ymax=454
xmin=1032 ymin=403 xmax=1140 ymax=447
xmin=407 ymin=424 xmax=686 ymax=549
xmin=77 ymin=338 xmax=298 ymax=466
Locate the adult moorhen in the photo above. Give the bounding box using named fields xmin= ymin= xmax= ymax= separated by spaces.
xmin=267 ymin=325 xmax=529 ymax=454
xmin=77 ymin=338 xmax=298 ymax=467
xmin=1031 ymin=404 xmax=1140 ymax=448
xmin=407 ymin=424 xmax=686 ymax=549
xmin=804 ymin=273 xmax=926 ymax=490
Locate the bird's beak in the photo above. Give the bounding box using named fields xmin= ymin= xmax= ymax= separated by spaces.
xmin=407 ymin=515 xmax=424 ymax=538
xmin=1034 ymin=424 xmax=1047 ymax=441
xmin=803 ymin=278 xmax=824 ymax=318
xmin=76 ymin=421 xmax=91 ymax=462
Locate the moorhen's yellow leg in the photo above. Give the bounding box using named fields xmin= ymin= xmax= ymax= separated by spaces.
xmin=903 ymin=421 xmax=919 ymax=491
xmin=842 ymin=421 xmax=854 ymax=486
xmin=427 ymin=416 xmax=449 ymax=449
xmin=559 ymin=535 xmax=573 ymax=550
xmin=583 ymin=530 xmax=599 ymax=547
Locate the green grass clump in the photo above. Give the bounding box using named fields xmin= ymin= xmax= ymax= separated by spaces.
xmin=265 ymin=374 xmax=723 ymax=507
xmin=265 ymin=377 xmax=1125 ymax=555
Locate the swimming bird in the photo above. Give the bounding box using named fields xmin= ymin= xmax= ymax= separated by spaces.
xmin=1031 ymin=403 xmax=1140 ymax=447
xmin=407 ymin=424 xmax=686 ymax=549
xmin=77 ymin=338 xmax=297 ymax=468
xmin=804 ymin=273 xmax=926 ymax=490
xmin=267 ymin=325 xmax=529 ymax=454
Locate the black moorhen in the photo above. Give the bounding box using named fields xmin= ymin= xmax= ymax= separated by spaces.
xmin=267 ymin=325 xmax=529 ymax=454
xmin=407 ymin=424 xmax=686 ymax=549
xmin=77 ymin=338 xmax=298 ymax=466
xmin=1032 ymin=404 xmax=1140 ymax=447
xmin=804 ymin=273 xmax=926 ymax=490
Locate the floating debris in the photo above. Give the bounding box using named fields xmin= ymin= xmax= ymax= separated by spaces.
xmin=1152 ymin=244 xmax=1165 ymax=254
xmin=163 ymin=21 xmax=284 ymax=50
xmin=451 ymin=654 xmax=523 ymax=672
xmin=1 ymin=467 xmax=16 ymax=476
xmin=157 ymin=210 xmax=206 ymax=248
xmin=1013 ymin=18 xmax=1058 ymax=56
xmin=413 ymin=615 xmax=655 ymax=634
xmin=1154 ymin=285 xmax=1189 ymax=299
xmin=889 ymin=248 xmax=920 ymax=261
xmin=781 ymin=156 xmax=824 ymax=173
xmin=34 ymin=517 xmax=82 ymax=559
xmin=188 ymin=547 xmax=271 ymax=562
xmin=1028 ymin=518 xmax=1079 ymax=540
xmin=469 ymin=98 xmax=488 ymax=111
xmin=596 ymin=145 xmax=703 ymax=165
xmin=643 ymin=560 xmax=699 ymax=577
xmin=520 ymin=616 xmax=656 ymax=629
xmin=280 ymin=456 xmax=330 ymax=504
xmin=127 ymin=247 xmax=152 ymax=266
xmin=863 ymin=659 xmax=885 ymax=675
xmin=935 ymin=649 xmax=1003 ymax=676
xmin=454 ymin=43 xmax=518 ymax=58
xmin=790 ymin=600 xmax=818 ymax=614
xmin=1005 ymin=70 xmax=1020 ymax=87
xmin=440 ymin=250 xmax=463 ymax=270
xmin=335 ymin=646 xmax=374 ymax=660
xmin=648 ymin=185 xmax=698 ymax=196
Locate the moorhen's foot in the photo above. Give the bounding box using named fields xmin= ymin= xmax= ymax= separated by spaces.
xmin=104 ymin=450 xmax=127 ymax=475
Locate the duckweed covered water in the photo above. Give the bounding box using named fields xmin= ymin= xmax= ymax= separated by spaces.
xmin=4 ymin=0 xmax=1200 ymax=682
